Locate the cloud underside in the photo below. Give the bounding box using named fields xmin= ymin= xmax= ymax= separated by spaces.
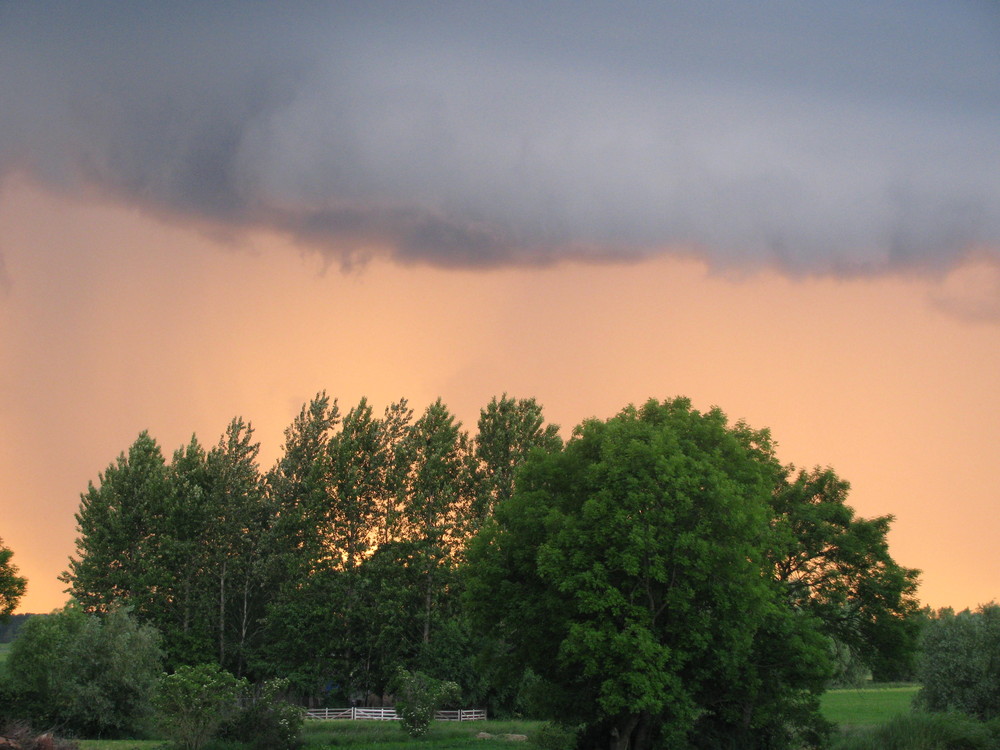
xmin=1 ymin=3 xmax=998 ymax=275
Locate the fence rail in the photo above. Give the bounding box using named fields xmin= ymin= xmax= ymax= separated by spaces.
xmin=305 ymin=707 xmax=487 ymax=722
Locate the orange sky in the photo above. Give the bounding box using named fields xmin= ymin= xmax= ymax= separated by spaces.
xmin=2 ymin=181 xmax=998 ymax=614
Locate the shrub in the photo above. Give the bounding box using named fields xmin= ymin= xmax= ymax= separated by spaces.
xmin=831 ymin=712 xmax=998 ymax=750
xmin=223 ymin=677 xmax=304 ymax=750
xmin=917 ymin=604 xmax=1000 ymax=720
xmin=389 ymin=667 xmax=461 ymax=738
xmin=3 ymin=604 xmax=162 ymax=737
xmin=530 ymin=721 xmax=580 ymax=750
xmin=154 ymin=663 xmax=246 ymax=750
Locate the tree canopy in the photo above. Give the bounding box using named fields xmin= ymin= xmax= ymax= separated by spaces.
xmin=50 ymin=392 xmax=920 ymax=747
xmin=465 ymin=397 xmax=918 ymax=750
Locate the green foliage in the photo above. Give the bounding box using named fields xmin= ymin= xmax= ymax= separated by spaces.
xmin=389 ymin=667 xmax=461 ymax=738
xmin=3 ymin=604 xmax=162 ymax=737
xmin=769 ymin=467 xmax=922 ymax=682
xmin=917 ymin=604 xmax=1000 ymax=720
xmin=222 ymin=677 xmax=304 ymax=750
xmin=831 ymin=712 xmax=1000 ymax=750
xmin=530 ymin=721 xmax=580 ymax=750
xmin=154 ymin=663 xmax=245 ymax=750
xmin=0 ymin=536 xmax=27 ymax=622
xmin=467 ymin=397 xmax=824 ymax=749
xmin=63 ymin=423 xmax=275 ymax=677
xmin=473 ymin=394 xmax=562 ymax=521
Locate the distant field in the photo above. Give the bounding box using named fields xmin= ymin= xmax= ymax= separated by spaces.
xmin=821 ymin=684 xmax=919 ymax=727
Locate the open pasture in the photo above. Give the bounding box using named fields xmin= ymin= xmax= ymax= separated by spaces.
xmin=821 ymin=684 xmax=919 ymax=727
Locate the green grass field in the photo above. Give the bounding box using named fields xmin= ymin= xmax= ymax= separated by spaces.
xmin=821 ymin=684 xmax=919 ymax=727
xmin=69 ymin=686 xmax=919 ymax=750
xmin=77 ymin=720 xmax=544 ymax=750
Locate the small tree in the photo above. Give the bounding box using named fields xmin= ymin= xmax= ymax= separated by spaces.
xmin=154 ymin=663 xmax=246 ymax=750
xmin=0 ymin=536 xmax=27 ymax=622
xmin=390 ymin=667 xmax=461 ymax=738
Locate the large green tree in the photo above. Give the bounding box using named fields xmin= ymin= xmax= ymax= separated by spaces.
xmin=0 ymin=536 xmax=26 ymax=621
xmin=63 ymin=422 xmax=275 ymax=677
xmin=467 ymin=398 xmax=813 ymax=750
xmin=259 ymin=395 xmax=416 ymax=702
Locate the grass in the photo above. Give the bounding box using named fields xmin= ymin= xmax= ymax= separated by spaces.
xmin=829 ymin=712 xmax=1000 ymax=750
xmin=300 ymin=719 xmax=541 ymax=748
xmin=821 ymin=684 xmax=919 ymax=727
xmin=61 ymin=686 xmax=925 ymax=750
xmin=76 ymin=720 xmax=544 ymax=750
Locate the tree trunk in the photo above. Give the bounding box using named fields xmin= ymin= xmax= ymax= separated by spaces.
xmin=218 ymin=558 xmax=227 ymax=665
xmin=609 ymin=714 xmax=640 ymax=750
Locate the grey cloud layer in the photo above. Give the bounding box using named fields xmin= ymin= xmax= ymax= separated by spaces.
xmin=1 ymin=2 xmax=997 ymax=273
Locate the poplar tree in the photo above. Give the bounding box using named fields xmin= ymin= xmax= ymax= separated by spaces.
xmin=398 ymin=399 xmax=472 ymax=649
xmin=473 ymin=394 xmax=562 ymax=521
xmin=64 ymin=432 xmax=172 ymax=616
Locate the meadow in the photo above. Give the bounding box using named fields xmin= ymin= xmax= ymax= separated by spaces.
xmin=76 ymin=719 xmax=543 ymax=750
xmin=71 ymin=686 xmax=920 ymax=750
xmin=820 ymin=684 xmax=919 ymax=727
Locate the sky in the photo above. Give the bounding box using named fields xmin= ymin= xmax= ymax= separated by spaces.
xmin=1 ymin=2 xmax=998 ymax=614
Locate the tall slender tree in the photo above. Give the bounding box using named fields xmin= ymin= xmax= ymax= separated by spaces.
xmin=267 ymin=393 xmax=340 ymax=577
xmin=63 ymin=432 xmax=172 ymax=616
xmin=473 ymin=394 xmax=562 ymax=521
xmin=203 ymin=417 xmax=270 ymax=676
xmin=398 ymin=400 xmax=472 ymax=649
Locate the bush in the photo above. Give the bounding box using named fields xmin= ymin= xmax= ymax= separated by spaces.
xmin=831 ymin=712 xmax=1000 ymax=750
xmin=530 ymin=721 xmax=580 ymax=750
xmin=154 ymin=663 xmax=246 ymax=750
xmin=917 ymin=604 xmax=1000 ymax=720
xmin=3 ymin=604 xmax=162 ymax=737
xmin=223 ymin=677 xmax=304 ymax=750
xmin=389 ymin=667 xmax=461 ymax=738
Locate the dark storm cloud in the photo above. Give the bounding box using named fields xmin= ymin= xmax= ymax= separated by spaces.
xmin=1 ymin=1 xmax=997 ymax=273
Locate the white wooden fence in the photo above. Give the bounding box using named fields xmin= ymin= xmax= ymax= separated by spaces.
xmin=305 ymin=707 xmax=487 ymax=721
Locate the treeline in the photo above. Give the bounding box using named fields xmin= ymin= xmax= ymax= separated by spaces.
xmin=0 ymin=614 xmax=31 ymax=643
xmin=26 ymin=394 xmax=924 ymax=747
xmin=61 ymin=393 xmax=560 ymax=707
